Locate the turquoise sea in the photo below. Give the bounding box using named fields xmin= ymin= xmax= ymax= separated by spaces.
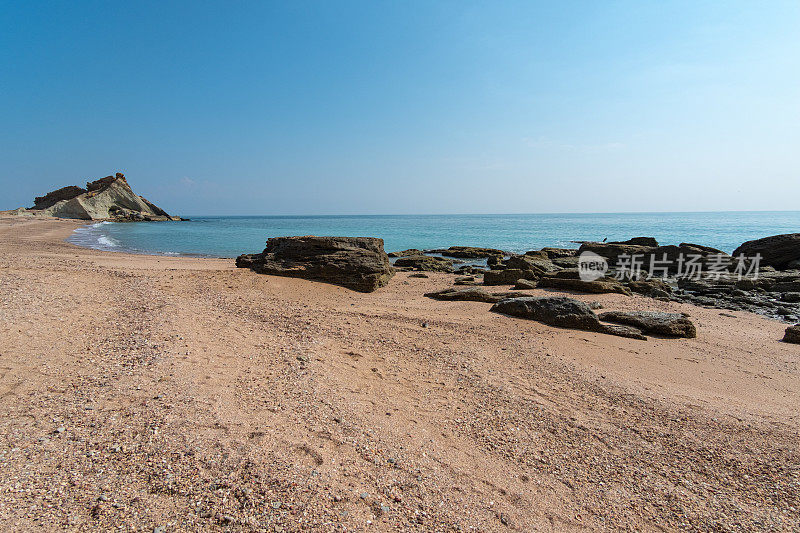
xmin=67 ymin=212 xmax=800 ymax=258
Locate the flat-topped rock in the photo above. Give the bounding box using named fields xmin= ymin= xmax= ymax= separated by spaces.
xmin=236 ymin=236 xmax=394 ymax=293
xmin=490 ymin=296 xmax=649 ymax=340
xmin=425 ymin=287 xmax=499 ymax=303
xmin=388 ymin=249 xmax=424 ymax=258
xmin=491 ymin=296 xmax=602 ymax=330
xmin=599 ymin=311 xmax=696 ymax=338
xmin=393 ymin=254 xmax=455 ymax=272
xmin=538 ymin=276 xmax=631 ymax=295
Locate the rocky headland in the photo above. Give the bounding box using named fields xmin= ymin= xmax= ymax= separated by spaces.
xmin=5 ymin=173 xmax=181 ymax=221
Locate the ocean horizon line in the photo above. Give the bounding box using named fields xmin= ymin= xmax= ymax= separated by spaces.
xmin=174 ymin=209 xmax=800 ymax=219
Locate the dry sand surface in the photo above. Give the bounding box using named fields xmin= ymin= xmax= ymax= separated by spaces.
xmin=0 ymin=217 xmax=798 ymax=531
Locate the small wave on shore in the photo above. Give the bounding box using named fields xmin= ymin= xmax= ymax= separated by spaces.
xmin=67 ymin=221 xmax=203 ymax=257
xmin=67 ymin=222 xmax=123 ymax=252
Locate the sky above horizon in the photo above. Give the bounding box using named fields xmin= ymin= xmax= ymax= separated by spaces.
xmin=1 ymin=1 xmax=799 ymax=216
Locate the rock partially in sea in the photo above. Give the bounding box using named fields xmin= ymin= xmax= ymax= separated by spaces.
xmin=539 ymin=247 xmax=578 ymax=259
xmin=577 ymin=242 xmax=656 ymax=265
xmin=426 ymin=246 xmax=506 ymax=258
xmin=598 ymin=311 xmax=696 ymax=338
xmin=733 ymin=233 xmax=800 ymax=270
xmin=393 ymin=255 xmax=455 ymax=273
xmin=610 ymin=237 xmax=659 ymax=247
xmin=522 ymin=250 xmax=550 ymax=260
xmin=783 ymin=325 xmax=800 ymax=344
xmin=235 ymin=236 xmax=394 ymax=293
xmin=388 ymin=249 xmax=424 ymax=258
xmin=27 ymin=173 xmax=178 ymax=221
xmin=537 ymin=276 xmax=631 ymax=295
xmin=490 ymin=296 xmax=645 ymax=339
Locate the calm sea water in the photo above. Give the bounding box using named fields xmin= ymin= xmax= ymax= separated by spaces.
xmin=67 ymin=212 xmax=800 ymax=258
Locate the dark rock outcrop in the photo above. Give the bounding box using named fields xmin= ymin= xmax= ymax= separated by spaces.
xmin=552 ymin=256 xmax=580 ymax=268
xmin=490 ymin=296 xmax=645 ymax=339
xmin=503 ymin=255 xmax=557 ymax=275
xmin=484 ymin=268 xmax=537 ymax=285
xmin=626 ymin=279 xmax=672 ymax=298
xmin=537 ymin=277 xmax=631 ymax=295
xmin=513 ymin=279 xmax=538 ymax=290
xmin=388 ymin=249 xmax=424 ymax=258
xmin=783 ymin=325 xmax=800 ymax=344
xmin=733 ymin=233 xmax=800 ymax=270
xmin=610 ymin=237 xmax=659 ymax=247
xmin=427 ymin=246 xmax=506 ymax=258
xmin=539 ymin=247 xmax=578 ymax=259
xmin=491 ymin=296 xmax=601 ymax=330
xmin=236 ymin=236 xmax=394 ymax=293
xmin=523 ymin=250 xmax=550 ymax=260
xmin=577 ymin=242 xmax=655 ymax=265
xmin=425 ymin=287 xmax=506 ymax=303
xmin=33 ymin=185 xmax=87 ymax=210
xmin=393 ymin=255 xmax=455 ymax=273
xmin=599 ymin=311 xmax=696 ymax=338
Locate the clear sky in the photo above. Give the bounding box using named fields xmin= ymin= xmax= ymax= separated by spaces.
xmin=1 ymin=1 xmax=799 ymax=215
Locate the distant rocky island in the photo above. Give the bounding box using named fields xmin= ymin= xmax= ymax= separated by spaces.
xmin=5 ymin=172 xmax=182 ymax=221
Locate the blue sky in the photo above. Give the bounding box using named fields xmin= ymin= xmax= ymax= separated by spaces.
xmin=1 ymin=1 xmax=798 ymax=215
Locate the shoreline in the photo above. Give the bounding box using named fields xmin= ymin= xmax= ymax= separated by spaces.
xmin=0 ymin=217 xmax=798 ymax=530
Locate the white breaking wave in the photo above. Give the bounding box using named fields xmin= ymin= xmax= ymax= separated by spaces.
xmin=97 ymin=236 xmax=119 ymax=247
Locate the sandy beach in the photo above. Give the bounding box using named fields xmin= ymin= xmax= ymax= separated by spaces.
xmin=0 ymin=217 xmax=798 ymax=531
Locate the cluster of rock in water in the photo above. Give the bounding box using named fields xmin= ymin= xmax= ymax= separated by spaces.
xmin=235 ymin=233 xmax=800 ymax=343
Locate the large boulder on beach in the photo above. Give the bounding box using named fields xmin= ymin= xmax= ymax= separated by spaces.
xmin=490 ymin=296 xmax=646 ymax=339
xmin=783 ymin=325 xmax=800 ymax=344
xmin=27 ymin=173 xmax=176 ymax=221
xmin=491 ymin=296 xmax=601 ymax=330
xmin=733 ymin=233 xmax=800 ymax=270
xmin=598 ymin=311 xmax=696 ymax=338
xmin=235 ymin=236 xmax=394 ymax=292
xmin=393 ymin=254 xmax=455 ymax=272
